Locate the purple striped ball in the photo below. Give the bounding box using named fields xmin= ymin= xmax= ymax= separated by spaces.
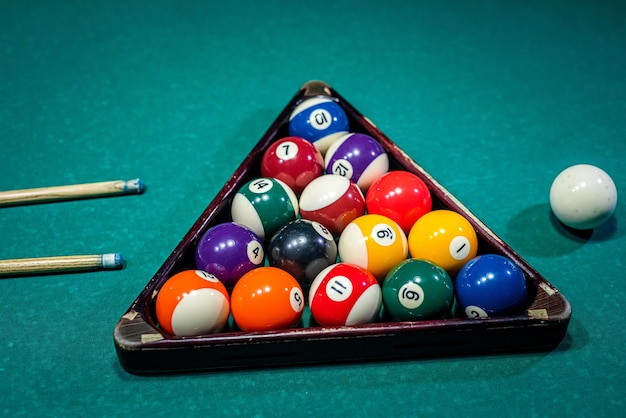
xmin=324 ymin=133 xmax=389 ymax=191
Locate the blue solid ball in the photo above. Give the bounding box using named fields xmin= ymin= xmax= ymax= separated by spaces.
xmin=455 ymin=254 xmax=528 ymax=318
xmin=288 ymin=97 xmax=349 ymax=154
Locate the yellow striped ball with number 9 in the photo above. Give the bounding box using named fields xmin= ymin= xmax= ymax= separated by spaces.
xmin=338 ymin=214 xmax=408 ymax=280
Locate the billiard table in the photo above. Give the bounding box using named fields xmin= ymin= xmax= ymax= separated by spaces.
xmin=1 ymin=1 xmax=624 ymax=416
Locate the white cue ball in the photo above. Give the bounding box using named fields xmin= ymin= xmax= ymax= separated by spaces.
xmin=549 ymin=164 xmax=617 ymax=230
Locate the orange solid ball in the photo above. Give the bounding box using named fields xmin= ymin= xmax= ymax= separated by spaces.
xmin=231 ymin=266 xmax=305 ymax=332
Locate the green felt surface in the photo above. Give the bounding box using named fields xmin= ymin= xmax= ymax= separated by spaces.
xmin=1 ymin=0 xmax=625 ymax=416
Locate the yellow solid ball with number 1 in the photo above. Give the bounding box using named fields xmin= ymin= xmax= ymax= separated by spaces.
xmin=408 ymin=210 xmax=478 ymax=275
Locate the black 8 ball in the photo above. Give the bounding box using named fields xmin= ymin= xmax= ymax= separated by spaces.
xmin=268 ymin=219 xmax=338 ymax=285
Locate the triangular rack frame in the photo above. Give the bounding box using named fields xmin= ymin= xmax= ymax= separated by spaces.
xmin=113 ymin=80 xmax=571 ymax=374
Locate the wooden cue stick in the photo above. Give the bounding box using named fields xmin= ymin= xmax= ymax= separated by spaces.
xmin=0 ymin=253 xmax=124 ymax=277
xmin=0 ymin=178 xmax=144 ymax=207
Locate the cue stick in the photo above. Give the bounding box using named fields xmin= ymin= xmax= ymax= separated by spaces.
xmin=0 ymin=253 xmax=124 ymax=277
xmin=0 ymin=178 xmax=144 ymax=207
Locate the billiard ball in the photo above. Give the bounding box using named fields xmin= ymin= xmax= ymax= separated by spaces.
xmin=195 ymin=222 xmax=265 ymax=287
xmin=268 ymin=219 xmax=337 ymax=284
xmin=408 ymin=209 xmax=478 ymax=275
xmin=231 ymin=177 xmax=299 ymax=240
xmin=155 ymin=270 xmax=230 ymax=336
xmin=230 ymin=266 xmax=305 ymax=332
xmin=261 ymin=136 xmax=325 ymax=195
xmin=324 ymin=133 xmax=389 ymax=191
xmin=455 ymin=254 xmax=528 ymax=318
xmin=338 ymin=214 xmax=408 ymax=280
xmin=299 ymin=174 xmax=366 ymax=237
xmin=309 ymin=263 xmax=382 ymax=326
xmin=288 ymin=96 xmax=350 ymax=154
xmin=382 ymin=259 xmax=454 ymax=321
xmin=366 ymin=171 xmax=432 ymax=234
xmin=549 ymin=164 xmax=618 ymax=230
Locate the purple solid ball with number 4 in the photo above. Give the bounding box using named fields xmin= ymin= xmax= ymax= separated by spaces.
xmin=195 ymin=222 xmax=265 ymax=286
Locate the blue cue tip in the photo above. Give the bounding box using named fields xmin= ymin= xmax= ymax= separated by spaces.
xmin=103 ymin=253 xmax=125 ymax=269
xmin=123 ymin=178 xmax=145 ymax=194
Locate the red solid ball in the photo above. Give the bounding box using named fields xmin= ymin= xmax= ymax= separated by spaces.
xmin=366 ymin=171 xmax=432 ymax=234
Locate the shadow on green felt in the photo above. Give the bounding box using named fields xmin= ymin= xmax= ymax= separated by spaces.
xmin=111 ymin=315 xmax=588 ymax=381
xmin=505 ymin=203 xmax=619 ymax=257
xmin=550 ymin=211 xmax=619 ymax=243
xmin=551 ymin=316 xmax=588 ymax=354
